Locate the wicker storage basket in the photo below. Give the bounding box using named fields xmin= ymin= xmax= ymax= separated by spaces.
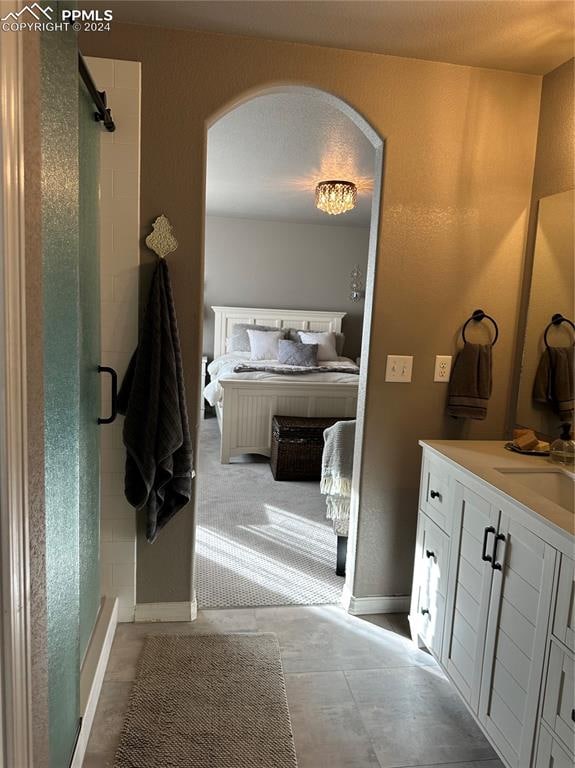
xmin=270 ymin=415 xmax=352 ymax=481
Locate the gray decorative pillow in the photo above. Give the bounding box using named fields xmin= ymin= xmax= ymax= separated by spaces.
xmin=228 ymin=324 xmax=284 ymax=353
xmin=287 ymin=328 xmax=345 ymax=356
xmin=278 ymin=340 xmax=318 ymax=367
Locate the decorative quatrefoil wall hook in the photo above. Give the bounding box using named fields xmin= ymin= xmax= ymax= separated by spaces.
xmin=145 ymin=214 xmax=179 ymax=259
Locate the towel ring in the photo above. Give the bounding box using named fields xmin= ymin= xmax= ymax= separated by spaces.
xmin=461 ymin=309 xmax=499 ymax=347
xmin=543 ymin=313 xmax=575 ymax=349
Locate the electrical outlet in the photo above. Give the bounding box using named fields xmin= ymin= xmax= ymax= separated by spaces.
xmin=385 ymin=355 xmax=413 ymax=382
xmin=434 ymin=355 xmax=452 ymax=382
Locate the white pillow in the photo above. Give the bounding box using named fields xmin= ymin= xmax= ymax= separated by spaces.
xmin=247 ymin=329 xmax=283 ymax=361
xmin=298 ymin=331 xmax=338 ymax=361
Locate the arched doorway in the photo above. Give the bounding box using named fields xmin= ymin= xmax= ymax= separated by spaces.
xmin=196 ymin=85 xmax=385 ymax=611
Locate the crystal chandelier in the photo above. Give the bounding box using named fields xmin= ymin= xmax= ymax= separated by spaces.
xmin=315 ymin=180 xmax=357 ymax=215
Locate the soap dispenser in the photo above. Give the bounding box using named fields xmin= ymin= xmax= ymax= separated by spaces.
xmin=549 ymin=423 xmax=575 ymax=467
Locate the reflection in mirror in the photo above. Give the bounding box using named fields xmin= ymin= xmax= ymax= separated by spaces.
xmin=516 ymin=189 xmax=574 ymax=438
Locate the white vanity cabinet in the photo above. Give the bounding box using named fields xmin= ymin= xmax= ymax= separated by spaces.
xmin=476 ymin=513 xmax=556 ymax=767
xmin=537 ymin=554 xmax=575 ymax=765
xmin=411 ymin=442 xmax=575 ymax=768
xmin=442 ymin=482 xmax=501 ymax=711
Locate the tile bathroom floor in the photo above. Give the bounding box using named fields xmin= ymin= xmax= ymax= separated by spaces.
xmin=83 ymin=606 xmax=504 ymax=768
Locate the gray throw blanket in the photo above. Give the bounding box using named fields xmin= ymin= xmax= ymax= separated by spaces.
xmin=117 ymin=259 xmax=194 ymax=543
xmin=447 ymin=342 xmax=492 ymax=420
xmin=233 ymin=364 xmax=359 ymax=375
xmin=533 ymin=345 xmax=574 ymax=422
xmin=321 ymin=420 xmax=356 ymax=536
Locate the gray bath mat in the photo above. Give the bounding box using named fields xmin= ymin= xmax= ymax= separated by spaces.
xmin=114 ymin=633 xmax=299 ymax=768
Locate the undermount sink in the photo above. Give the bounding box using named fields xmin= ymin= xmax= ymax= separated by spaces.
xmin=495 ymin=467 xmax=575 ymax=513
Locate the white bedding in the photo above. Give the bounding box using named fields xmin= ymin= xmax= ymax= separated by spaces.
xmin=204 ymin=352 xmax=359 ymax=406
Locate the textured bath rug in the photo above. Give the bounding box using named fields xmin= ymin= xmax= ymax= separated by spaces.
xmin=114 ymin=633 xmax=299 ymax=768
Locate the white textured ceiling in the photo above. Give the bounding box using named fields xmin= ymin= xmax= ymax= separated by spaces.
xmin=206 ymin=92 xmax=375 ymax=226
xmin=89 ymin=0 xmax=574 ymax=75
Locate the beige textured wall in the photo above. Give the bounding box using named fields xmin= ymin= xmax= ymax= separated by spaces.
xmin=511 ymin=58 xmax=575 ymax=438
xmin=81 ymin=24 xmax=541 ymax=601
xmin=531 ymin=59 xmax=575 ymax=200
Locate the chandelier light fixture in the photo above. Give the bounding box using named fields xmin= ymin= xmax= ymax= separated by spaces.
xmin=315 ymin=180 xmax=357 ymax=216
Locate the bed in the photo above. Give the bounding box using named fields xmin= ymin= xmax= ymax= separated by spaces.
xmin=205 ymin=306 xmax=360 ymax=463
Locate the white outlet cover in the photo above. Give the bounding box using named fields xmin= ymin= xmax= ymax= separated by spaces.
xmin=434 ymin=355 xmax=452 ymax=382
xmin=385 ymin=355 xmax=413 ymax=382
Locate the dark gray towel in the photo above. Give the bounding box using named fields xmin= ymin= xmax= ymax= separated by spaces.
xmin=447 ymin=342 xmax=492 ymax=420
xmin=533 ymin=346 xmax=574 ymax=422
xmin=117 ymin=259 xmax=193 ymax=543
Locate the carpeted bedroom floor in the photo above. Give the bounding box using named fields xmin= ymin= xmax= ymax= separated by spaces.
xmin=195 ymin=417 xmax=344 ymax=608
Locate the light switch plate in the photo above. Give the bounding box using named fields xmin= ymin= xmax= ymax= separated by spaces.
xmin=434 ymin=355 xmax=452 ymax=382
xmin=385 ymin=355 xmax=413 ymax=382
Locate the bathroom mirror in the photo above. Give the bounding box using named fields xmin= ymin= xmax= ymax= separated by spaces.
xmin=516 ymin=189 xmax=574 ymax=438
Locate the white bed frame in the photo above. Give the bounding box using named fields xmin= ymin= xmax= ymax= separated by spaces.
xmin=211 ymin=306 xmax=359 ymax=463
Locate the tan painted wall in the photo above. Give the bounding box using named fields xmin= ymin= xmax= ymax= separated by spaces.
xmin=531 ymin=59 xmax=575 ymax=200
xmin=511 ymin=58 xmax=575 ymax=438
xmin=80 ymin=23 xmax=541 ymax=602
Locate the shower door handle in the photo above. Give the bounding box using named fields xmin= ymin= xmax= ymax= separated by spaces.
xmin=98 ymin=366 xmax=118 ymax=424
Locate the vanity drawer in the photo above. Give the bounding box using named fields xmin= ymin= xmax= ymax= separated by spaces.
xmin=420 ymin=456 xmax=452 ymax=532
xmin=553 ymin=555 xmax=575 ymax=652
xmin=536 ymin=722 xmax=574 ymax=768
xmin=410 ymin=512 xmax=449 ymax=658
xmin=542 ymin=641 xmax=575 ymax=755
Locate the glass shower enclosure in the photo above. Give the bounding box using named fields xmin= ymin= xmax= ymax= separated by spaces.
xmin=41 ymin=30 xmax=102 ymax=767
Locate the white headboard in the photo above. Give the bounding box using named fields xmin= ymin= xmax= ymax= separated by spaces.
xmin=211 ymin=306 xmax=346 ymax=359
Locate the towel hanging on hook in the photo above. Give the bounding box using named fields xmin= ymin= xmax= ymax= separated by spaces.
xmin=461 ymin=309 xmax=499 ymax=347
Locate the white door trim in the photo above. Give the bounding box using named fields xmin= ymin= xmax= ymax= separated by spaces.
xmin=0 ymin=3 xmax=34 ymax=765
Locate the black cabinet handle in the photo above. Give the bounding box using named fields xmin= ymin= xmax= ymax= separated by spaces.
xmin=491 ymin=533 xmax=506 ymax=570
xmin=425 ymin=550 xmax=436 ymax=560
xmin=482 ymin=526 xmax=496 ymax=562
xmin=571 ymin=708 xmax=575 ymax=723
xmin=98 ymin=365 xmax=118 ymax=425
xmin=421 ymin=608 xmax=430 ymax=616
xmin=430 ymin=490 xmax=441 ymax=500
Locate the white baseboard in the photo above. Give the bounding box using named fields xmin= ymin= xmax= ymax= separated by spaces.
xmin=341 ymin=585 xmax=410 ymax=615
xmin=71 ymin=596 xmax=118 ymax=768
xmin=134 ymin=599 xmax=198 ymax=623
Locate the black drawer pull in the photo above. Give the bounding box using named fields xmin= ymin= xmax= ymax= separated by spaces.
xmin=571 ymin=708 xmax=575 ymax=723
xmin=491 ymin=533 xmax=506 ymax=570
xmin=421 ymin=608 xmax=430 ymax=616
xmin=482 ymin=526 xmax=496 ymax=562
xmin=430 ymin=490 xmax=441 ymax=500
xmin=425 ymin=550 xmax=436 ymax=560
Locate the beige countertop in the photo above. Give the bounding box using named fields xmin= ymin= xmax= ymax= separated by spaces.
xmin=420 ymin=440 xmax=575 ymax=539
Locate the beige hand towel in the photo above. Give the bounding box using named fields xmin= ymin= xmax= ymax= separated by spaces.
xmin=447 ymin=342 xmax=492 ymax=420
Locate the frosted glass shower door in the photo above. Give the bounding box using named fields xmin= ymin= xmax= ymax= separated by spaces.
xmin=78 ymin=78 xmax=101 ymax=661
